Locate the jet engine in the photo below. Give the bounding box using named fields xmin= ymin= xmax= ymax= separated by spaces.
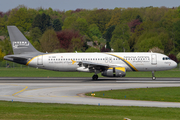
xmin=101 ymin=67 xmax=126 ymax=77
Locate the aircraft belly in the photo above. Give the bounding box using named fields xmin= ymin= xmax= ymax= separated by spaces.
xmin=44 ymin=63 xmax=78 ymax=71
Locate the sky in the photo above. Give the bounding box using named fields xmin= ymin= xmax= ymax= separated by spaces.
xmin=1 ymin=0 xmax=180 ymax=12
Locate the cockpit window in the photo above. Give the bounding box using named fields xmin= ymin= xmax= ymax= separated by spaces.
xmin=162 ymin=57 xmax=171 ymax=60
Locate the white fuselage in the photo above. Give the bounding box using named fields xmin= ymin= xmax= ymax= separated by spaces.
xmin=27 ymin=52 xmax=177 ymax=72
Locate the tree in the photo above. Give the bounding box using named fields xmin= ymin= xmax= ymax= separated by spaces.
xmin=106 ymin=13 xmax=121 ymax=29
xmin=134 ymin=31 xmax=164 ymax=52
xmin=7 ymin=7 xmax=32 ymax=31
xmin=53 ymin=19 xmax=62 ymax=31
xmin=32 ymin=13 xmax=51 ymax=33
xmin=62 ymin=16 xmax=77 ymax=30
xmin=120 ymin=8 xmax=141 ymax=22
xmin=0 ymin=38 xmax=13 ymax=55
xmin=29 ymin=27 xmax=42 ymax=51
xmin=173 ymin=20 xmax=180 ymax=51
xmin=111 ymin=39 xmax=130 ymax=52
xmin=178 ymin=6 xmax=180 ymax=18
xmin=128 ymin=23 xmax=145 ymax=51
xmin=0 ymin=17 xmax=6 ymax=32
xmin=136 ymin=15 xmax=143 ymax=22
xmin=56 ymin=29 xmax=82 ymax=50
xmin=128 ymin=19 xmax=142 ymax=33
xmin=169 ymin=54 xmax=179 ymax=63
xmin=0 ymin=49 xmax=5 ymax=61
xmin=70 ymin=37 xmax=84 ymax=51
xmin=158 ymin=32 xmax=172 ymax=54
xmin=110 ymin=23 xmax=130 ymax=52
xmin=30 ymin=27 xmax=42 ymax=42
xmin=176 ymin=52 xmax=180 ymax=62
xmin=88 ymin=24 xmax=101 ymax=38
xmin=103 ymin=25 xmax=115 ymax=42
xmin=144 ymin=7 xmax=168 ymax=22
xmin=86 ymin=9 xmax=111 ymax=34
xmin=72 ymin=17 xmax=88 ymax=35
xmin=39 ymin=29 xmax=59 ymax=52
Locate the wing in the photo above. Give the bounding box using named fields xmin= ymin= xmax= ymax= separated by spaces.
xmin=72 ymin=60 xmax=124 ymax=72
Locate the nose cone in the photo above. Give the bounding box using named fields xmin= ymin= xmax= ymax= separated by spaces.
xmin=171 ymin=61 xmax=177 ymax=69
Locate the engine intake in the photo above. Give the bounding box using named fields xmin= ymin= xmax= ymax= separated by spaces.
xmin=101 ymin=67 xmax=126 ymax=77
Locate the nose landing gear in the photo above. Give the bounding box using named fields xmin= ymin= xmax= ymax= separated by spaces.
xmin=152 ymin=71 xmax=156 ymax=80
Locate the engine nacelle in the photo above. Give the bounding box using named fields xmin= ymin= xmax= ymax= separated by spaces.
xmin=77 ymin=67 xmax=90 ymax=72
xmin=101 ymin=67 xmax=126 ymax=77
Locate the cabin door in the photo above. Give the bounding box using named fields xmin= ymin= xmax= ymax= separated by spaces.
xmin=37 ymin=55 xmax=43 ymax=65
xmin=151 ymin=54 xmax=157 ymax=65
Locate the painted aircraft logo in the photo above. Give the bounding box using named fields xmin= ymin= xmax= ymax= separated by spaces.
xmin=13 ymin=41 xmax=29 ymax=48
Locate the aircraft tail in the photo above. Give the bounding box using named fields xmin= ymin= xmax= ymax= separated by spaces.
xmin=7 ymin=26 xmax=40 ymax=54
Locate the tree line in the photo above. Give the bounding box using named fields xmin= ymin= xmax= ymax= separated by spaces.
xmin=0 ymin=5 xmax=180 ymax=62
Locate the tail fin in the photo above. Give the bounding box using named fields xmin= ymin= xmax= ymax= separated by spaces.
xmin=7 ymin=26 xmax=40 ymax=54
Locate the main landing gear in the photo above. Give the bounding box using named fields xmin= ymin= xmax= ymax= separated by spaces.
xmin=152 ymin=71 xmax=156 ymax=80
xmin=92 ymin=74 xmax=98 ymax=80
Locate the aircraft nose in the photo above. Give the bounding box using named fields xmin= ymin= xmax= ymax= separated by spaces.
xmin=172 ymin=61 xmax=177 ymax=68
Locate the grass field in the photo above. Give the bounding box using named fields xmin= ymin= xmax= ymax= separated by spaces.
xmin=86 ymin=87 xmax=180 ymax=102
xmin=1 ymin=68 xmax=180 ymax=119
xmin=0 ymin=101 xmax=180 ymax=120
xmin=0 ymin=67 xmax=180 ymax=77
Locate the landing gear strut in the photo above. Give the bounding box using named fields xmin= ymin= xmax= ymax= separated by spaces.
xmin=92 ymin=75 xmax=98 ymax=80
xmin=152 ymin=71 xmax=156 ymax=80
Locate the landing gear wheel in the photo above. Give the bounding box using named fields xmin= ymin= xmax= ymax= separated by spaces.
xmin=152 ymin=76 xmax=156 ymax=80
xmin=92 ymin=75 xmax=98 ymax=80
xmin=152 ymin=71 xmax=156 ymax=80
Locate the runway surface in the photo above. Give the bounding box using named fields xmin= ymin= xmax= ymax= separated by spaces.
xmin=1 ymin=77 xmax=180 ymax=108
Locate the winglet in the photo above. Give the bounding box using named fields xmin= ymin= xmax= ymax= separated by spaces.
xmin=71 ymin=59 xmax=76 ymax=64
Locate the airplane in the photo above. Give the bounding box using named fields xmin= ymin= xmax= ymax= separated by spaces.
xmin=4 ymin=26 xmax=177 ymax=80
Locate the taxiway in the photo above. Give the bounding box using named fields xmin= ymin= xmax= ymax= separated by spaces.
xmin=1 ymin=77 xmax=180 ymax=108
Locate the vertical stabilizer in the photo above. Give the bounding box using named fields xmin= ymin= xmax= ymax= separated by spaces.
xmin=7 ymin=26 xmax=40 ymax=54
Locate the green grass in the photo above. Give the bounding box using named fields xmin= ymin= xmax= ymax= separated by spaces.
xmin=0 ymin=67 xmax=96 ymax=77
xmin=0 ymin=101 xmax=180 ymax=120
xmin=0 ymin=67 xmax=180 ymax=77
xmin=86 ymin=87 xmax=180 ymax=102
